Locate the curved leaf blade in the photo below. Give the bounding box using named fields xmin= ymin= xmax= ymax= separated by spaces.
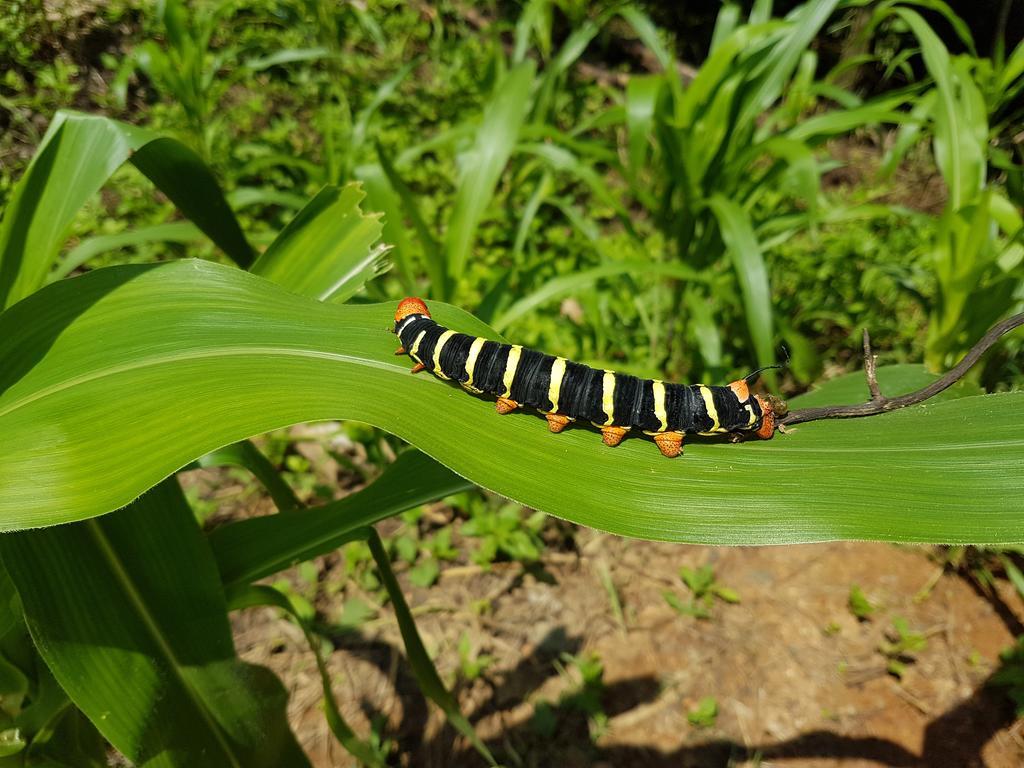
xmin=1 ymin=260 xmax=1022 ymax=544
xmin=0 ymin=111 xmax=252 ymax=309
xmin=250 ymin=184 xmax=386 ymax=302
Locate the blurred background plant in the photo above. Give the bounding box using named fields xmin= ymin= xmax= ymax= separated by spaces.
xmin=1 ymin=0 xmax=1023 ymax=764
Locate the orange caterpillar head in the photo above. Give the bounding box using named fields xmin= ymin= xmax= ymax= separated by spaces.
xmin=753 ymin=394 xmax=788 ymax=439
xmin=394 ymin=297 xmax=431 ymax=325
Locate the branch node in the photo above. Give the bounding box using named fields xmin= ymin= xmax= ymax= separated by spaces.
xmin=862 ymin=329 xmax=884 ymax=403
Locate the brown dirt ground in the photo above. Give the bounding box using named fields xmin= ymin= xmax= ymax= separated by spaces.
xmin=227 ymin=506 xmax=1024 ymax=768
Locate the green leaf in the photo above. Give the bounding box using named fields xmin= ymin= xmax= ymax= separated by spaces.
xmin=2 ymin=261 xmax=1024 ymax=544
xmin=209 ymin=450 xmax=471 ymax=588
xmin=894 ymin=8 xmax=986 ymax=209
xmin=250 ymin=184 xmax=386 ymax=303
xmin=848 ymin=584 xmax=876 ymax=620
xmin=687 ymin=696 xmax=718 ymax=727
xmin=0 ymin=479 xmax=309 ymax=767
xmin=706 ymin=195 xmax=774 ymax=369
xmin=0 ymin=110 xmax=252 ymax=309
xmin=625 ymin=74 xmax=662 ymax=179
xmin=443 ymin=61 xmax=535 ymax=298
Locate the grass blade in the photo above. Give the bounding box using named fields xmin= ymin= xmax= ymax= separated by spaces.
xmin=705 ymin=195 xmax=775 ymax=369
xmin=226 ymin=584 xmax=386 ymax=768
xmin=443 ymin=61 xmax=535 ymax=298
xmin=195 ymin=439 xmax=300 ymax=513
xmin=367 ymin=530 xmax=495 ymax=765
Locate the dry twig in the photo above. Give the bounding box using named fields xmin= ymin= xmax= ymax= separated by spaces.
xmin=781 ymin=312 xmax=1024 ymax=426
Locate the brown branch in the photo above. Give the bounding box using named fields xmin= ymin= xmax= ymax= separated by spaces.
xmin=780 ymin=312 xmax=1024 ymax=426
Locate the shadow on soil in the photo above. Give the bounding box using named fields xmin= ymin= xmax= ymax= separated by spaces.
xmin=338 ymin=625 xmax=1018 ymax=768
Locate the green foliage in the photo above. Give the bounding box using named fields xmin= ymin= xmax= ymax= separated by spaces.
xmin=536 ymin=652 xmax=609 ymax=742
xmin=687 ymin=696 xmax=719 ymax=728
xmin=461 ymin=501 xmax=548 ymax=566
xmin=991 ymin=636 xmax=1024 ymax=717
xmin=879 ymin=616 xmax=928 ymax=679
xmin=848 ymin=584 xmax=878 ymax=621
xmin=1 ymin=1 xmax=1023 ymax=764
xmin=664 ymin=564 xmax=740 ymax=619
xmin=457 ymin=632 xmax=494 ymax=683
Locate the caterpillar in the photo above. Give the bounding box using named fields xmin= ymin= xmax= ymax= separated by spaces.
xmin=392 ymin=297 xmax=778 ymax=457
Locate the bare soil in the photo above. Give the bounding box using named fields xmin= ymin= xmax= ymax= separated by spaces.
xmin=232 ymin=526 xmax=1024 ymax=767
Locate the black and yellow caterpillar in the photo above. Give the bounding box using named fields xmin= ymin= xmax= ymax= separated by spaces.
xmin=393 ymin=297 xmax=778 ymax=456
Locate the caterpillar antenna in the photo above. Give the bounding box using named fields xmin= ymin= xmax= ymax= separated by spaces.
xmin=744 ymin=347 xmax=789 ymax=383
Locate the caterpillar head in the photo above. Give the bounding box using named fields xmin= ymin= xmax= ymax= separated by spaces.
xmin=753 ymin=394 xmax=788 ymax=438
xmin=395 ymin=297 xmax=431 ymax=325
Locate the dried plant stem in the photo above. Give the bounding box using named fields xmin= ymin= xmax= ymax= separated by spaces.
xmin=781 ymin=313 xmax=1024 ymax=426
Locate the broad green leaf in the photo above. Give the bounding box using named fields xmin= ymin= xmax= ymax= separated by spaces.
xmin=355 ymin=163 xmax=415 ymax=291
xmin=0 ymin=479 xmax=309 ymax=767
xmin=210 ymin=450 xmax=472 ymax=588
xmin=444 ymin=61 xmax=535 ymax=298
xmin=374 ymin=145 xmax=445 ymax=291
xmin=625 ymin=75 xmax=662 ymax=178
xmin=250 ymin=184 xmax=386 ymax=302
xmin=0 ymin=110 xmax=252 ymax=309
xmin=1 ymin=260 xmax=1023 ymax=544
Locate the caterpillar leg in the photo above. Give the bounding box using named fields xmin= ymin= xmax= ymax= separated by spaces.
xmin=545 ymin=413 xmax=571 ymax=433
xmin=653 ymin=431 xmax=684 ymax=458
xmin=395 ymin=346 xmax=406 ymax=355
xmin=410 ymin=362 xmax=426 ymax=374
xmin=496 ymin=397 xmax=519 ymax=414
xmin=601 ymin=426 xmax=628 ymax=447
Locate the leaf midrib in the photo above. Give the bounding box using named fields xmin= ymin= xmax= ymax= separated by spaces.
xmin=0 ymin=344 xmax=412 ymax=420
xmin=86 ymin=520 xmax=242 ymax=767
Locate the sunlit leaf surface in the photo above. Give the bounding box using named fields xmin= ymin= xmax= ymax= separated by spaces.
xmin=1 ymin=260 xmax=1021 ymax=543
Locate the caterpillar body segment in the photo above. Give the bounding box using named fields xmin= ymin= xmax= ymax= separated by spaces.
xmin=393 ymin=297 xmax=777 ymax=456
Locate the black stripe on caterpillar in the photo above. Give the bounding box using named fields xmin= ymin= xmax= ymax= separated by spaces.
xmin=392 ymin=297 xmax=778 ymax=457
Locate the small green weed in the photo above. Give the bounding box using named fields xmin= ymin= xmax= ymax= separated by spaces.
xmin=457 ymin=632 xmax=494 ymax=683
xmin=687 ymin=696 xmax=718 ymax=728
xmin=460 ymin=500 xmax=546 ymax=566
xmin=879 ymin=616 xmax=928 ymax=679
xmin=848 ymin=584 xmax=877 ymax=621
xmin=663 ymin=564 xmax=739 ymax=620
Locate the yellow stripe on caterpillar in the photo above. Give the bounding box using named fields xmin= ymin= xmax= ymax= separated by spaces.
xmin=602 ymin=370 xmax=616 ymax=426
xmin=463 ymin=337 xmax=486 ymax=393
xmin=501 ymin=345 xmax=523 ymax=398
xmin=548 ymin=357 xmax=567 ymax=413
xmin=698 ymin=385 xmax=723 ymax=434
xmin=410 ymin=330 xmax=426 ymax=362
xmin=652 ymin=380 xmax=667 ymax=432
xmin=432 ymin=330 xmax=455 ymax=379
